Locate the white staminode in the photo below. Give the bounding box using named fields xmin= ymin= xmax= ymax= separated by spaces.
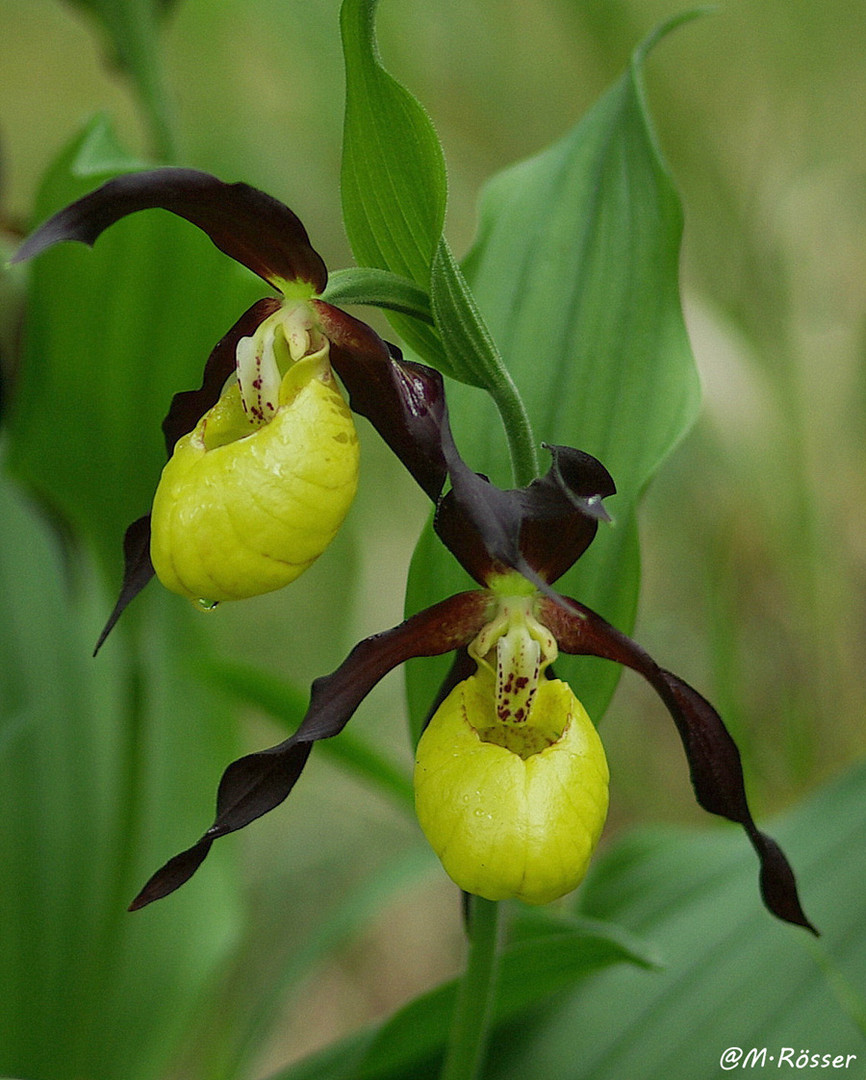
xmin=235 ymin=302 xmax=324 ymax=426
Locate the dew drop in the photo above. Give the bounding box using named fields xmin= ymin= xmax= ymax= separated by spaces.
xmin=196 ymin=598 xmax=220 ymax=612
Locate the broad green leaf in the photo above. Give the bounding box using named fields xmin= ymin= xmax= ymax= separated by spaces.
xmin=406 ymin=17 xmax=701 ymax=733
xmin=339 ymin=0 xmax=527 ymax=399
xmin=0 ymin=469 xmax=243 ymax=1080
xmin=339 ymin=0 xmax=446 ymax=286
xmin=264 ymin=907 xmax=655 ymax=1080
xmin=483 ymin=761 xmax=866 ymax=1080
xmin=339 ymin=0 xmax=450 ymax=375
xmin=5 ymin=116 xmax=265 ymax=584
xmin=195 ymin=655 xmax=415 ymax=811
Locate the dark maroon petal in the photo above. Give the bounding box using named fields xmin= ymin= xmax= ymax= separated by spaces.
xmin=434 ymin=468 xmax=532 ymax=586
xmin=128 ymin=591 xmax=490 ymax=908
xmin=317 ymin=306 xmax=614 ymax=589
xmin=434 ymin=444 xmax=615 ymax=587
xmin=93 ymin=515 xmax=154 ymax=655
xmin=518 ymin=445 xmax=616 ymax=583
xmin=162 ymin=297 xmax=281 ymax=453
xmin=541 ymin=596 xmax=817 ymax=934
xmin=13 ymin=168 xmax=328 ymax=292
xmin=127 ymin=832 xmax=222 ymax=911
xmin=315 ymin=300 xmax=453 ymax=501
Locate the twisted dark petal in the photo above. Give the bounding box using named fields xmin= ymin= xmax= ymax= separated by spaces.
xmin=541 ymin=596 xmax=817 ymax=934
xmin=129 ymin=591 xmax=490 ymax=909
xmin=315 ymin=301 xmax=452 ymax=501
xmin=12 ymin=168 xmax=328 ymax=292
xmin=318 ymin=306 xmax=615 ymax=591
xmin=162 ymin=297 xmax=281 ymax=453
xmin=93 ymin=514 xmax=154 ymax=655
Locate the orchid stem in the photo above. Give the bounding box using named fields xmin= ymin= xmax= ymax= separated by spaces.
xmin=489 ymin=376 xmax=540 ymax=488
xmin=440 ymin=895 xmax=502 ymax=1080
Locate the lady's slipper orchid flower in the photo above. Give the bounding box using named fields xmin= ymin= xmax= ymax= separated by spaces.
xmin=13 ymin=169 xmax=450 ymax=644
xmin=127 ymin=424 xmax=815 ymax=934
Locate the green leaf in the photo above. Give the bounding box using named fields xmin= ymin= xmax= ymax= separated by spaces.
xmin=339 ymin=0 xmax=446 ymax=285
xmin=5 ymin=116 xmax=265 ymax=585
xmin=482 ymin=760 xmax=866 ymax=1080
xmin=197 ymin=848 xmax=439 ymax=1080
xmin=0 ymin=469 xmax=243 ymax=1080
xmin=406 ymin=17 xmax=701 ymax=731
xmin=339 ymin=0 xmax=452 ymax=375
xmin=194 ymin=655 xmax=415 ymax=811
xmin=264 ymin=906 xmax=654 ymax=1080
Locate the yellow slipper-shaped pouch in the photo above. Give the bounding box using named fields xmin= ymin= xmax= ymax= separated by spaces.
xmin=415 ymin=672 xmax=609 ymax=905
xmin=150 ymin=348 xmax=359 ymax=603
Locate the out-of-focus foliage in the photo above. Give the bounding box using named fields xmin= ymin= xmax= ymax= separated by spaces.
xmin=263 ymin=761 xmax=866 ymax=1080
xmin=0 ymin=473 xmax=244 ymax=1080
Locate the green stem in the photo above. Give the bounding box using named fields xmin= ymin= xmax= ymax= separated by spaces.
xmin=488 ymin=375 xmax=540 ymax=488
xmin=440 ymin=896 xmax=502 ymax=1080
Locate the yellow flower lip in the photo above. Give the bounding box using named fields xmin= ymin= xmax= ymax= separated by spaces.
xmin=414 ymin=671 xmax=609 ymax=906
xmin=149 ymin=334 xmax=359 ymax=604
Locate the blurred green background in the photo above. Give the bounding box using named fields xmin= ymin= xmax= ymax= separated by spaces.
xmin=1 ymin=0 xmax=865 ymax=1076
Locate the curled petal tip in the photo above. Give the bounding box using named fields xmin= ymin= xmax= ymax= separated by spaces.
xmin=543 ymin=597 xmax=816 ymax=931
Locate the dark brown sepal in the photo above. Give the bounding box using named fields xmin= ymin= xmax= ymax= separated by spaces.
xmin=434 ymin=444 xmax=616 ymax=588
xmin=128 ymin=591 xmax=490 ymax=908
xmin=519 ymin=445 xmax=616 ymax=584
xmin=541 ymin=595 xmax=817 ymax=934
xmin=93 ymin=514 xmax=154 ymax=655
xmin=13 ymin=168 xmax=328 ymax=292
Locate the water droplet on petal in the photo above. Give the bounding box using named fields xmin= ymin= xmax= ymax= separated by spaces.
xmin=196 ymin=598 xmax=220 ymax=611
